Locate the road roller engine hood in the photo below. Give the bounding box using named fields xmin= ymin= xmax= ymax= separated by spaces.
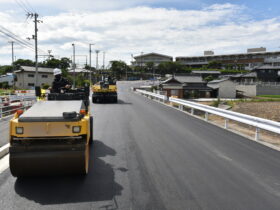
xmin=10 ymin=101 xmax=89 ymax=138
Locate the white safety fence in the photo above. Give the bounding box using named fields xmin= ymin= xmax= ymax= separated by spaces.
xmin=0 ymin=100 xmax=35 ymax=120
xmin=135 ymin=89 xmax=280 ymax=141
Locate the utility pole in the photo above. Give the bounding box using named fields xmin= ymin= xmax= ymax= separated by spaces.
xmin=8 ymin=41 xmax=15 ymax=88
xmin=95 ymin=50 xmax=100 ymax=80
xmin=48 ymin=50 xmax=52 ymax=60
xmin=103 ymin=51 xmax=105 ymax=70
xmin=153 ymin=66 xmax=155 ymax=86
xmin=34 ymin=13 xmax=39 ymax=86
xmin=72 ymin=43 xmax=76 ymax=88
xmin=140 ymin=51 xmax=144 ymax=72
xmin=8 ymin=41 xmax=15 ymax=68
xmin=89 ymin=44 xmax=94 ymax=86
xmin=27 ymin=13 xmax=42 ymax=87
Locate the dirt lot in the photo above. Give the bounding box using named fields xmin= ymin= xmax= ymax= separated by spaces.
xmin=232 ymin=101 xmax=280 ymax=122
xmin=206 ymin=101 xmax=280 ymax=146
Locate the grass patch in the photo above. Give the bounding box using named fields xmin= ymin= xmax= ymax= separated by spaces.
xmin=0 ymin=89 xmax=13 ymax=95
xmin=257 ymin=95 xmax=280 ymax=99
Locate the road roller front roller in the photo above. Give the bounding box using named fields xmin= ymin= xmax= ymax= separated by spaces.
xmin=9 ymin=86 xmax=93 ymax=177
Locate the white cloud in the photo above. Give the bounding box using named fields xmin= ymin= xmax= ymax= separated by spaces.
xmin=1 ymin=3 xmax=280 ymax=66
xmin=0 ymin=0 xmax=199 ymax=13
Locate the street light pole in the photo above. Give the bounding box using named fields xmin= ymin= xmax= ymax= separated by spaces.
xmin=72 ymin=43 xmax=76 ymax=88
xmin=89 ymin=44 xmax=95 ymax=86
xmin=95 ymin=50 xmax=100 ymax=80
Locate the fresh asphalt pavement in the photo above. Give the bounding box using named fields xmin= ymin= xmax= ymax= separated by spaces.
xmin=0 ymin=81 xmax=280 ymax=209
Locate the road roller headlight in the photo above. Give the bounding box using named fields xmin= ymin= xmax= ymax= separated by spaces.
xmin=16 ymin=127 xmax=24 ymax=134
xmin=72 ymin=126 xmax=81 ymax=133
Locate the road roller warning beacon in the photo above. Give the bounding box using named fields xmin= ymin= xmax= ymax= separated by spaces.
xmin=9 ymin=85 xmax=93 ymax=177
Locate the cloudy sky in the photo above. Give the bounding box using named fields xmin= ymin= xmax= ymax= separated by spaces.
xmin=0 ymin=0 xmax=280 ymax=67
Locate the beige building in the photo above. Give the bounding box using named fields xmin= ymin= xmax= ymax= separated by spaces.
xmin=15 ymin=66 xmax=54 ymax=89
xmin=132 ymin=52 xmax=173 ymax=67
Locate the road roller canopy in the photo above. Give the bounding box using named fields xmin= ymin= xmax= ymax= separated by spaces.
xmin=18 ymin=101 xmax=85 ymax=122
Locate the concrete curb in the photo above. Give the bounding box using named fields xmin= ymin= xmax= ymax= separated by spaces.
xmin=0 ymin=143 xmax=9 ymax=159
xmin=135 ymin=91 xmax=280 ymax=153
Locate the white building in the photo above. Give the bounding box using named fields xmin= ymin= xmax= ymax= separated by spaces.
xmin=208 ymin=78 xmax=236 ymax=98
xmin=14 ymin=66 xmax=54 ymax=89
xmin=132 ymin=53 xmax=173 ymax=67
xmin=0 ymin=73 xmax=15 ymax=87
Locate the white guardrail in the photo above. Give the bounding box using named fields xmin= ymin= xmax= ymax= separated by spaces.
xmin=135 ymin=89 xmax=280 ymax=140
xmin=136 ymin=89 xmax=168 ymax=101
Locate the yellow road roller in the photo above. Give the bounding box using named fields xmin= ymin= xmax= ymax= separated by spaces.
xmin=9 ymin=86 xmax=93 ymax=177
xmin=92 ymin=77 xmax=117 ymax=103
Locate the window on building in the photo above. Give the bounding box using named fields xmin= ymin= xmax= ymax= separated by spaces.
xmin=28 ymin=83 xmax=34 ymax=87
xmin=41 ymin=74 xmax=48 ymax=78
xmin=171 ymin=89 xmax=179 ymax=96
xmin=28 ymin=74 xmax=34 ymax=78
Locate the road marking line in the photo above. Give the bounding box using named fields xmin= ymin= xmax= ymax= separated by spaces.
xmin=0 ymin=154 xmax=9 ymax=174
xmin=0 ymin=143 xmax=9 ymax=159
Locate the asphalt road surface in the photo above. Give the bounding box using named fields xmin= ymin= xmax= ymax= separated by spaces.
xmin=0 ymin=116 xmax=11 ymax=147
xmin=1 ymin=81 xmax=280 ymax=210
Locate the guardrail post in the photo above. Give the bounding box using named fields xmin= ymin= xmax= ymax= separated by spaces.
xmin=224 ymin=119 xmax=228 ymax=129
xmin=179 ymin=104 xmax=183 ymax=111
xmin=164 ymin=96 xmax=168 ymax=104
xmin=191 ymin=108 xmax=194 ymax=115
xmin=255 ymin=127 xmax=260 ymax=141
xmin=205 ymin=112 xmax=209 ymax=121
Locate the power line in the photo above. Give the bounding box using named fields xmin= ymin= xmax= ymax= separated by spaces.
xmin=0 ymin=25 xmax=47 ymax=54
xmin=0 ymin=26 xmax=47 ymax=55
xmin=19 ymin=0 xmax=30 ymax=12
xmin=0 ymin=29 xmax=35 ymax=52
xmin=0 ymin=26 xmax=33 ymax=47
xmin=23 ymin=0 xmax=36 ymax=13
xmin=0 ymin=26 xmax=45 ymax=54
xmin=14 ymin=0 xmax=29 ymax=13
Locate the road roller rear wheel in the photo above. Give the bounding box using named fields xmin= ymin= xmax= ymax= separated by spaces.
xmin=89 ymin=116 xmax=93 ymax=145
xmin=83 ymin=142 xmax=90 ymax=175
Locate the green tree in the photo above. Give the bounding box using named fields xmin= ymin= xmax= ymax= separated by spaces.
xmin=204 ymin=75 xmax=214 ymax=82
xmin=13 ymin=59 xmax=34 ymax=67
xmin=110 ymin=60 xmax=129 ymax=80
xmin=157 ymin=61 xmax=183 ymax=75
xmin=43 ymin=57 xmax=71 ymax=69
xmin=0 ymin=65 xmax=13 ymax=75
xmin=206 ymin=61 xmax=222 ymax=69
